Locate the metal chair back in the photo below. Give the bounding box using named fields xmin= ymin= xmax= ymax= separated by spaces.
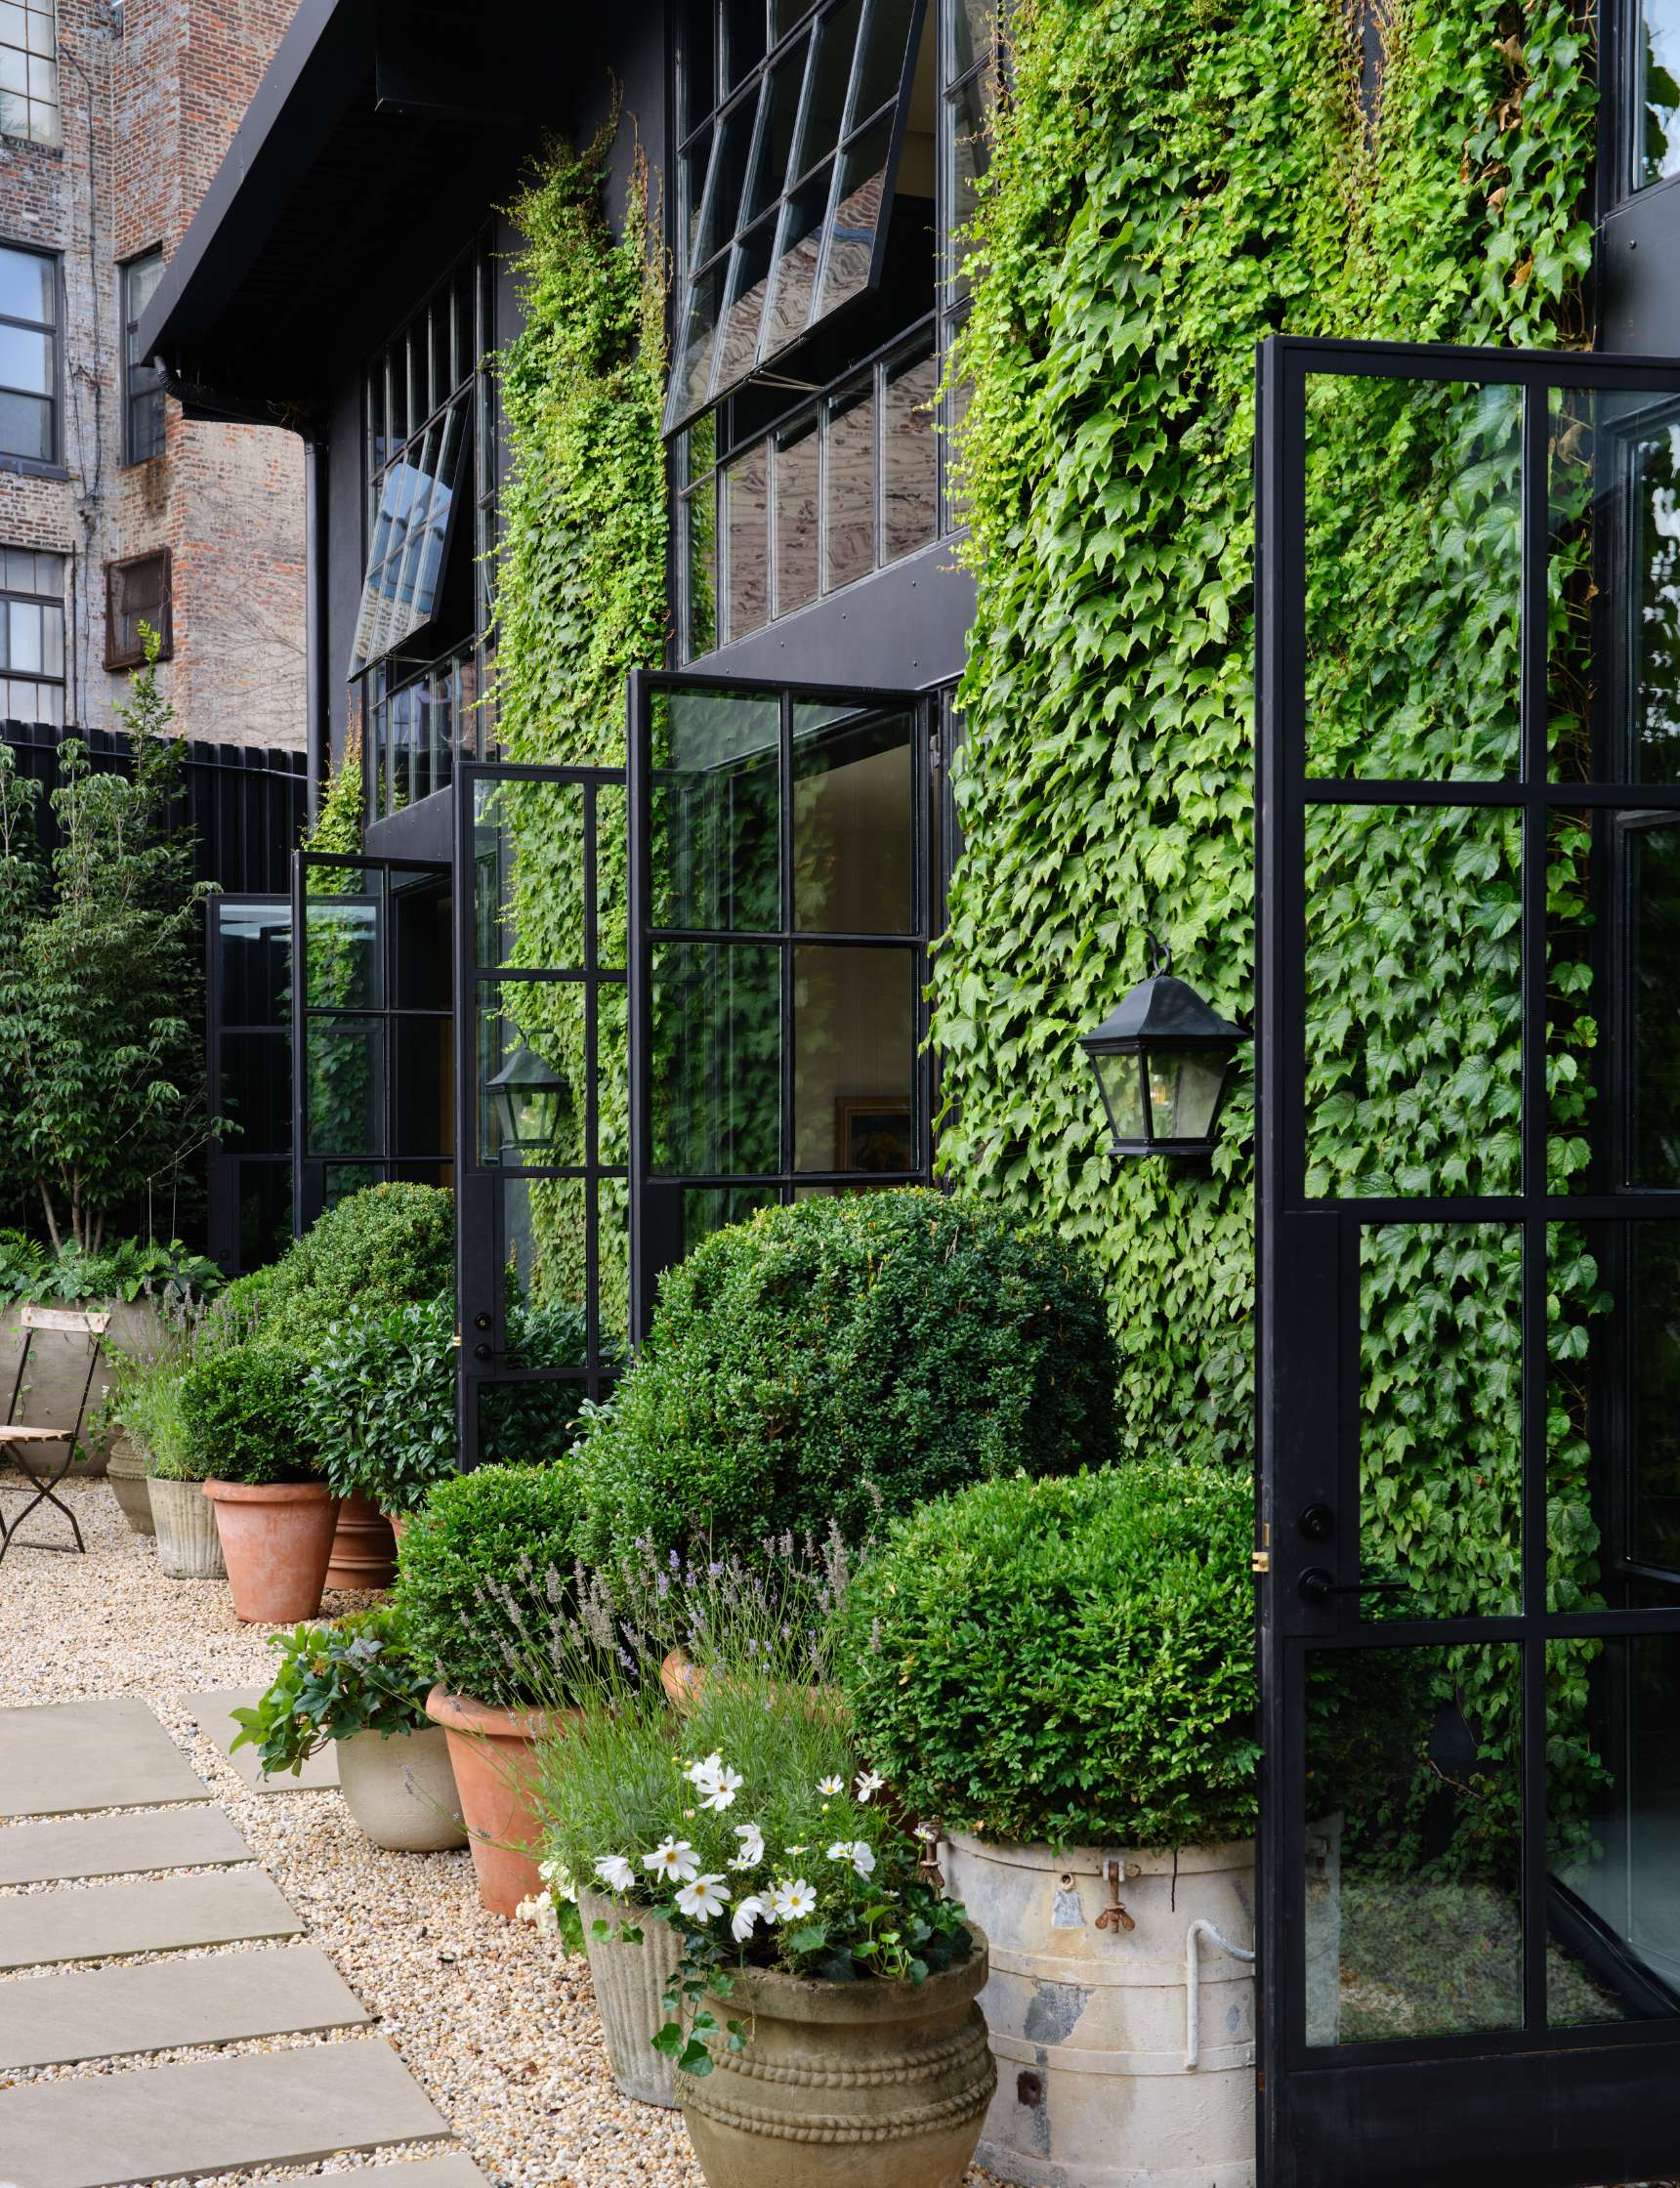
xmin=0 ymin=1302 xmax=112 ymax=1559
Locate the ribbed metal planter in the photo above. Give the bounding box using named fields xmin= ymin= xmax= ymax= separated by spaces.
xmin=577 ymin=1886 xmax=682 ymax=2108
xmin=106 ymin=1439 xmax=154 ymax=1535
xmin=147 ymin=1475 xmax=225 ymax=1579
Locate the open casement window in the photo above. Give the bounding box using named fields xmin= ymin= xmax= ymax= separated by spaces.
xmin=349 ymin=388 xmax=470 ymax=674
xmin=665 ymin=0 xmax=930 ymax=436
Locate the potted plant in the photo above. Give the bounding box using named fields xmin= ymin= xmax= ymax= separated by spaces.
xmin=836 ymin=1460 xmax=1261 ymax=2188
xmin=185 ymin=1343 xmax=340 ymax=1622
xmin=231 ymin=1604 xmax=467 ymax=1850
xmin=395 ymin=1460 xmax=583 ymax=1915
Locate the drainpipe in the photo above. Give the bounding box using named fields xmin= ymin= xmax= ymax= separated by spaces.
xmin=303 ymin=438 xmax=327 ymax=825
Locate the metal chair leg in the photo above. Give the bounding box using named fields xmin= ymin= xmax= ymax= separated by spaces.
xmin=0 ymin=1449 xmax=86 ymax=1560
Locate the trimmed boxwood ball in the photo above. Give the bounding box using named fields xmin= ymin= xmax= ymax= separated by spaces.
xmin=574 ymin=1188 xmax=1119 ymax=1563
xmin=394 ymin=1461 xmax=583 ymax=1706
xmin=835 ymin=1461 xmax=1260 ymax=1851
xmin=259 ymin=1183 xmax=453 ymax=1347
xmin=177 ymin=1345 xmax=315 ymax=1487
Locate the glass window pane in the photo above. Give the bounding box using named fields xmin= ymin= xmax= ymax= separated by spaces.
xmin=1630 ymin=818 xmax=1680 ymax=1183
xmin=305 ymin=1018 xmax=384 ymax=1157
xmin=848 ymin=0 xmax=913 ymax=125
xmin=678 ymin=0 xmax=717 ymax=138
xmin=798 ymin=0 xmax=862 ymax=164
xmin=793 ymin=944 xmax=915 ymax=1170
xmin=723 ymin=439 xmax=770 ymax=642
xmin=391 ymin=871 xmax=450 ymax=1009
xmin=651 ymin=942 xmax=782 ymax=1175
xmin=218 ymin=1032 xmax=290 ymax=1152
xmin=680 ymin=124 xmax=713 ymax=266
xmin=477 ymin=978 xmax=585 ymax=1169
xmin=947 ymin=69 xmax=990 ymax=274
xmin=716 ymin=216 xmax=777 ymax=388
xmin=762 ymin=160 xmax=833 ymax=355
xmin=217 ymin=903 xmax=290 ymax=1027
xmin=696 ymin=98 xmax=758 ymax=269
xmin=39 ymin=599 xmax=60 ymax=676
xmin=0 ymin=322 xmax=51 ymax=394
xmin=500 ymin=1175 xmax=589 ymax=1353
xmin=1304 ymin=1645 xmax=1524 ymax=2044
xmin=823 ymin=381 xmax=876 ymax=591
xmin=304 ymin=886 xmax=383 ymax=1010
xmin=7 ymin=599 xmax=39 ymax=673
xmin=671 ymin=258 xmax=728 ymax=425
xmin=723 ymin=0 xmax=767 ymax=88
xmin=393 ymin=1012 xmax=450 ymax=1158
xmin=597 ymin=782 xmax=629 ymax=974
xmin=945 ymin=0 xmax=995 ymax=81
xmin=685 ymin=478 xmax=719 ymax=659
xmin=1641 ymin=0 xmax=1680 ymax=187
xmin=773 ymin=413 xmax=819 ymax=616
xmin=651 ymin=686 xmax=780 ymax=932
xmin=1304 ymin=376 xmax=1522 ymax=780
xmin=676 ymin=1183 xmax=778 ymax=1258
xmin=792 ymin=702 xmax=914 ymax=932
xmin=598 ymin=1172 xmax=630 ymax=1365
xmin=471 ymin=777 xmax=588 ymax=972
xmin=0 ymin=251 xmax=50 ymax=328
xmin=817 ymin=113 xmax=894 ymax=317
xmin=746 ymin=39 xmax=808 ymax=222
xmin=349 ymin=389 xmax=469 ymax=671
xmin=882 ymin=344 xmax=937 ymax=561
xmin=598 ymin=979 xmax=629 ymax=1166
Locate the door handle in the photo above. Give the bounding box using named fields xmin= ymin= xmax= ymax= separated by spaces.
xmin=1298 ymin=1567 xmax=1411 ymax=1607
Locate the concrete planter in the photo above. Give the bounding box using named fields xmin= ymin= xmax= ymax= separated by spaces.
xmin=424 ymin=1685 xmax=573 ymax=1918
xmin=324 ymin=1490 xmax=398 ymax=1591
xmin=576 ymin=1886 xmax=681 ymax=2109
xmin=942 ymin=1832 xmax=1256 ymax=2188
xmin=679 ymin=1937 xmax=993 ymax=2188
xmin=204 ymin=1480 xmax=340 ymax=1624
xmin=147 ymin=1475 xmax=226 ymax=1579
xmin=334 ymin=1724 xmax=468 ymax=1852
xmin=0 ymin=1298 xmax=163 ymax=1479
xmin=105 ymin=1437 xmax=154 ymax=1535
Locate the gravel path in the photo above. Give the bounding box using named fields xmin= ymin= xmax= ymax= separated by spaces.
xmin=0 ymin=1483 xmax=999 ymax=2188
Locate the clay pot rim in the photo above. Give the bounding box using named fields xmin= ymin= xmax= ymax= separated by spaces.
xmin=202 ymin=1478 xmax=337 ymax=1504
xmin=704 ymin=1929 xmax=989 ymax=2024
xmin=942 ymin=1828 xmax=1255 ymax=1879
xmin=424 ymin=1683 xmax=572 ymax=1743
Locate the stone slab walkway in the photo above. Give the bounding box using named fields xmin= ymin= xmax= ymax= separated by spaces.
xmin=0 ymin=1805 xmax=252 ymax=1887
xmin=0 ymin=1697 xmax=210 ymax=1816
xmin=0 ymin=1868 xmax=303 ymax=1969
xmin=192 ymin=1685 xmax=341 ymax=1791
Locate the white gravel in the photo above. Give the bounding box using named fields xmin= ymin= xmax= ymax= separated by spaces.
xmin=0 ymin=1483 xmax=999 ymax=2188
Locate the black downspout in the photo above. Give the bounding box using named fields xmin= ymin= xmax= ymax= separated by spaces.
xmin=304 ymin=438 xmax=328 ymax=825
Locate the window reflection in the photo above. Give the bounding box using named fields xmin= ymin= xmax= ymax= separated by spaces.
xmin=792 ymin=703 xmax=915 ymax=933
xmin=1642 ymin=0 xmax=1680 ymax=189
xmin=825 ymin=381 xmax=876 ymax=591
xmin=724 ymin=441 xmax=771 ymax=641
xmin=883 ymin=344 xmax=937 ymax=561
xmin=793 ymin=945 xmax=916 ymax=1171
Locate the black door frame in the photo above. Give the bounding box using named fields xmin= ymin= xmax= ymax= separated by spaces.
xmin=1256 ymin=332 xmax=1680 ymax=2186
xmin=205 ymin=891 xmax=292 ymax=1276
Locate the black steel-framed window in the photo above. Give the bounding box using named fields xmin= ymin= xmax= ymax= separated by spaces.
xmin=121 ymin=250 xmax=166 ymax=465
xmin=206 ymin=894 xmax=293 ymax=1276
xmin=0 ymin=0 xmax=59 ymax=147
xmin=1623 ymin=0 xmax=1680 ymax=193
xmin=0 ymin=241 xmax=58 ymax=464
xmin=0 ymin=544 xmax=63 ymax=724
xmin=105 ymin=548 xmax=172 ymax=670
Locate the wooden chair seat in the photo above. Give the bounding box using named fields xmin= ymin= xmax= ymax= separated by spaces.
xmin=0 ymin=1425 xmax=70 ymax=1442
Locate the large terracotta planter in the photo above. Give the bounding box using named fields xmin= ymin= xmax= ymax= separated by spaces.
xmin=679 ymin=1936 xmax=993 ymax=2188
xmin=334 ymin=1724 xmax=468 ymax=1852
xmin=324 ymin=1489 xmax=397 ymax=1591
xmin=106 ymin=1438 xmax=154 ymax=1535
xmin=576 ymin=1885 xmax=681 ymax=2109
xmin=203 ymin=1480 xmax=340 ymax=1623
xmin=147 ymin=1475 xmax=225 ymax=1578
xmin=424 ymin=1685 xmax=568 ymax=1917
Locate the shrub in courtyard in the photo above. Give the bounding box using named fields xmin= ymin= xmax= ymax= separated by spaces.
xmin=575 ymin=1188 xmax=1117 ymax=1564
xmin=258 ymin=1183 xmax=453 ymax=1348
xmin=178 ymin=1343 xmax=315 ymax=1486
xmin=231 ymin=1605 xmax=433 ymax=1778
xmin=304 ymin=1291 xmax=457 ymax=1513
xmin=835 ymin=1460 xmax=1259 ymax=1850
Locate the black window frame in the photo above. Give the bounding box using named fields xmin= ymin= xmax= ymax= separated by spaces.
xmin=0 ymin=238 xmax=60 ymax=472
xmin=121 ymin=248 xmax=167 ymax=467
xmin=0 ymin=0 xmax=62 ymax=148
xmin=105 ymin=547 xmax=173 ymax=671
xmin=0 ymin=543 xmax=65 ymax=725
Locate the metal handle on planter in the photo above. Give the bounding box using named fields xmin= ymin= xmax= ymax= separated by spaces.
xmin=1185 ymin=1918 xmax=1255 ymax=2070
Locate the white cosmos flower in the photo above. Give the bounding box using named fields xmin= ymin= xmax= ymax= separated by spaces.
xmin=515 ymin=1893 xmax=558 ymax=1937
xmin=594 ymin=1854 xmax=637 ymax=1895
xmin=675 ymin=1872 xmax=731 ymax=1922
xmin=783 ymin=1843 xmax=808 ymax=1856
xmin=699 ymin=1765 xmax=743 ymax=1813
xmin=731 ymin=1892 xmax=769 ymax=1943
xmin=825 ymin=1839 xmax=877 ymax=1880
xmin=731 ymin=1823 xmax=765 ymax=1870
xmin=855 ymin=1770 xmax=885 ymax=1803
xmin=818 ymin=1776 xmax=845 ymax=1796
xmin=644 ymin=1837 xmax=699 ymax=1883
xmin=771 ymin=1877 xmax=818 ymax=1922
xmin=537 ymin=1860 xmax=577 ymax=1903
xmin=683 ymin=1751 xmax=726 ymax=1796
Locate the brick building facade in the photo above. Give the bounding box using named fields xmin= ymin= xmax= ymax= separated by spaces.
xmin=0 ymin=0 xmax=306 ymax=746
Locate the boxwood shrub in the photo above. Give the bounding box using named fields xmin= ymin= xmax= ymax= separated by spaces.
xmin=834 ymin=1461 xmax=1259 ymax=1851
xmin=394 ymin=1461 xmax=583 ymax=1705
xmin=259 ymin=1183 xmax=453 ymax=1347
xmin=176 ymin=1344 xmax=315 ymax=1486
xmin=575 ymin=1188 xmax=1118 ymax=1562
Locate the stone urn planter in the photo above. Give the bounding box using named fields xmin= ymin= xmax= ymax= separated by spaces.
xmin=576 ymin=1886 xmax=682 ymax=2109
xmin=941 ymin=1833 xmax=1256 ymax=2188
xmin=203 ymin=1480 xmax=340 ymax=1623
xmin=0 ymin=1298 xmax=163 ymax=1479
xmin=334 ymin=1724 xmax=468 ymax=1852
xmin=106 ymin=1438 xmax=154 ymax=1535
xmin=324 ymin=1490 xmax=398 ymax=1592
xmin=147 ymin=1475 xmax=225 ymax=1578
xmin=679 ymin=1937 xmax=994 ymax=2188
xmin=424 ymin=1685 xmax=568 ymax=1917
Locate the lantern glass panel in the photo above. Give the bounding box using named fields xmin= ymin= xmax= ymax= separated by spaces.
xmin=1094 ymin=1048 xmax=1147 ymax=1143
xmin=1146 ymin=1047 xmax=1227 ymax=1143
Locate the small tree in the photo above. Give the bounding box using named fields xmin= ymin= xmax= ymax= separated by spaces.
xmin=0 ymin=629 xmax=210 ymax=1251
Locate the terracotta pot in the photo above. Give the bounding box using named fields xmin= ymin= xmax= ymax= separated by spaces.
xmin=424 ymin=1684 xmax=571 ymax=1917
xmin=388 ymin=1511 xmax=409 ymax=1546
xmin=577 ymin=1885 xmax=682 ymax=2109
xmin=660 ymin=1646 xmax=705 ymax=1713
xmin=680 ymin=1935 xmax=994 ymax=2188
xmin=203 ymin=1480 xmax=340 ymax=1623
xmin=106 ymin=1438 xmax=154 ymax=1535
xmin=147 ymin=1475 xmax=225 ymax=1578
xmin=324 ymin=1489 xmax=397 ymax=1591
xmin=334 ymin=1723 xmax=468 ymax=1851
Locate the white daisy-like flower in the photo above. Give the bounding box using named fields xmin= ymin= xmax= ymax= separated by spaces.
xmin=644 ymin=1837 xmax=699 ymax=1883
xmin=674 ymin=1872 xmax=732 ymax=1922
xmin=683 ymin=1751 xmax=726 ymax=1796
xmin=771 ymin=1877 xmax=818 ymax=1923
xmin=594 ymin=1854 xmax=637 ymax=1895
xmin=699 ymin=1765 xmax=743 ymax=1813
xmin=515 ymin=1892 xmax=558 ymax=1937
xmin=825 ymin=1838 xmax=878 ymax=1880
xmin=783 ymin=1843 xmax=808 ymax=1856
xmin=855 ymin=1770 xmax=885 ymax=1803
xmin=818 ymin=1776 xmax=845 ymax=1796
xmin=914 ymin=1824 xmax=940 ymax=1843
xmin=731 ymin=1892 xmax=769 ymax=1943
xmin=537 ymin=1860 xmax=577 ymax=1903
xmin=731 ymin=1823 xmax=765 ymax=1870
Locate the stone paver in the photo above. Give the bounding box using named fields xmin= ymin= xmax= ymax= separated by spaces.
xmin=0 ymin=1868 xmax=302 ymax=1969
xmin=191 ymin=1686 xmax=340 ymax=1791
xmin=0 ymin=1699 xmax=208 ymax=1818
xmin=0 ymin=2036 xmax=449 ymax=2187
xmin=0 ymin=1805 xmax=253 ymax=1887
xmin=0 ymin=1942 xmax=367 ymax=2067
xmin=351 ymin=2159 xmax=493 ymax=2188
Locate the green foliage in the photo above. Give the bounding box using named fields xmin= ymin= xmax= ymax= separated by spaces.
xmin=303 ymin=727 xmax=365 ymax=861
xmin=105 ymin=1284 xmax=260 ymax=1479
xmin=0 ymin=636 xmax=211 ymax=1251
xmin=394 ymin=1460 xmax=584 ymax=1704
xmin=0 ymin=1231 xmax=220 ymax=1307
xmin=837 ymin=1462 xmax=1260 ymax=1850
xmin=302 ymin=1291 xmax=457 ymax=1512
xmin=231 ymin=1605 xmax=433 ymax=1777
xmin=176 ymin=1342 xmax=315 ymax=1486
xmin=258 ymin=1183 xmax=454 ymax=1348
xmin=575 ymin=1188 xmax=1118 ymax=1564
xmin=296 ymin=730 xmax=372 ymax=1154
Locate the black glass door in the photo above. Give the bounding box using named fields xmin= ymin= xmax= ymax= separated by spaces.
xmin=206 ymin=893 xmax=292 ymax=1274
xmin=1257 ymin=336 xmax=1680 ymax=2185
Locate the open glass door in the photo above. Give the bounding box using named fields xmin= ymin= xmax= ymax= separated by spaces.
xmin=206 ymin=894 xmax=292 ymax=1274
xmin=1257 ymin=336 xmax=1680 ymax=2185
xmin=628 ymin=671 xmax=936 ymax=1339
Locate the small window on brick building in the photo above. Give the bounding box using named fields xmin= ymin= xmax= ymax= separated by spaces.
xmin=105 ymin=549 xmax=173 ymax=671
xmin=0 ymin=546 xmax=65 ymax=724
xmin=0 ymin=242 xmax=58 ymax=463
xmin=122 ymin=251 xmax=166 ymax=464
xmin=0 ymin=0 xmax=60 ymax=147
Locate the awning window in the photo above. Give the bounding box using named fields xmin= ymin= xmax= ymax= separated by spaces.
xmin=350 ymin=388 xmax=470 ymax=672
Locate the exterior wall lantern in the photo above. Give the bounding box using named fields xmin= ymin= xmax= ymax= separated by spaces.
xmin=1079 ymin=935 xmax=1248 ymax=1157
xmin=485 ymin=1041 xmax=570 ymax=1158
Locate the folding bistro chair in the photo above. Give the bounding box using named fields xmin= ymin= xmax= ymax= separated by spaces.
xmin=0 ymin=1304 xmax=110 ymax=1560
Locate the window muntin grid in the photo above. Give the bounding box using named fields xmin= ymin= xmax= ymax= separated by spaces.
xmin=666 ymin=0 xmax=927 ymax=436
xmin=0 ymin=0 xmax=59 ymax=147
xmin=122 ymin=251 xmax=166 ymax=465
xmin=0 ymin=545 xmax=63 ymax=724
xmin=0 ymin=241 xmax=56 ymax=464
xmin=105 ymin=548 xmax=171 ymax=670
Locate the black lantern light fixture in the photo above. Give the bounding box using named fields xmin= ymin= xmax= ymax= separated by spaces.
xmin=1079 ymin=934 xmax=1248 ymax=1157
xmin=485 ymin=1038 xmax=571 ymax=1159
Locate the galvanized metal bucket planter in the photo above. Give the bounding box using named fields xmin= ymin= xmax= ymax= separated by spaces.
xmin=147 ymin=1474 xmax=225 ymax=1579
xmin=577 ymin=1885 xmax=681 ymax=2109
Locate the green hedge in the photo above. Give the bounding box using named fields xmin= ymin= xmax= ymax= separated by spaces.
xmin=177 ymin=1345 xmax=315 ymax=1487
xmin=259 ymin=1184 xmax=453 ymax=1349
